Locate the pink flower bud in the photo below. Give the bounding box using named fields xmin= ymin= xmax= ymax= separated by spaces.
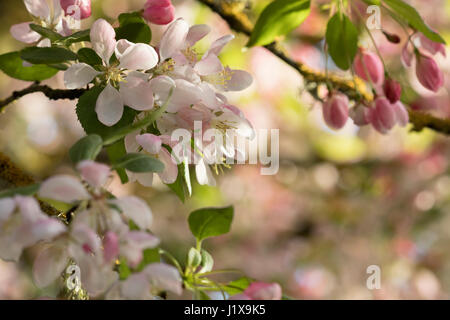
xmin=374 ymin=97 xmax=397 ymax=130
xmin=322 ymin=92 xmax=349 ymax=130
xmin=353 ymin=49 xmax=385 ymax=85
xmin=103 ymin=231 xmax=119 ymax=263
xmin=383 ymin=78 xmax=402 ymax=104
xmin=60 ymin=0 xmax=92 ymax=20
xmin=143 ymin=0 xmax=175 ymax=25
xmin=349 ymin=104 xmax=370 ymax=126
xmin=419 ymin=33 xmax=446 ymax=57
xmin=416 ymin=54 xmax=444 ymax=92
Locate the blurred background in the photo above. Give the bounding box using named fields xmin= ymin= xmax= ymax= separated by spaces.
xmin=1 ymin=0 xmax=450 ymax=299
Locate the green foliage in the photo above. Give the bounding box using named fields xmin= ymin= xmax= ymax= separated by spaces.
xmin=60 ymin=29 xmax=90 ymax=45
xmin=0 ymin=52 xmax=58 ymax=81
xmin=116 ymin=12 xmax=151 ymax=44
xmin=199 ymin=250 xmax=214 ymax=273
xmin=77 ymin=48 xmax=102 ymax=67
xmin=384 ymin=0 xmax=445 ymax=43
xmin=113 ymin=153 xmax=164 ymax=173
xmin=247 ymin=0 xmax=311 ymax=47
xmin=136 ymin=248 xmax=161 ymax=271
xmin=118 ymin=12 xmax=147 ymax=25
xmin=325 ymin=13 xmax=358 ymax=70
xmin=187 ymin=248 xmax=202 ymax=269
xmin=69 ymin=134 xmax=103 ymax=164
xmin=29 ymin=24 xmax=62 ymax=42
xmin=188 ymin=206 xmax=234 ymax=242
xmin=20 ymin=47 xmax=78 ymax=65
xmin=0 ymin=184 xmax=40 ymax=199
xmin=223 ymin=277 xmax=253 ymax=295
xmin=107 ymin=140 xmax=129 ymax=183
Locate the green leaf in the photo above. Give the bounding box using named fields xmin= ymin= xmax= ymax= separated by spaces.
xmin=247 ymin=0 xmax=311 ymax=47
xmin=196 ymin=291 xmax=211 ymax=300
xmin=325 ymin=13 xmax=358 ymax=70
xmin=21 ymin=47 xmax=78 ymax=65
xmin=113 ymin=153 xmax=164 ymax=173
xmin=29 ymin=24 xmax=62 ymax=42
xmin=0 ymin=52 xmax=58 ymax=81
xmin=77 ymin=48 xmax=102 ymax=67
xmin=76 ymin=86 xmax=137 ymax=139
xmin=167 ymin=163 xmax=186 ymax=202
xmin=116 ymin=23 xmax=152 ymax=44
xmin=69 ymin=134 xmax=103 ymax=164
xmin=188 ymin=206 xmax=234 ymax=242
xmin=384 ymin=0 xmax=445 ymax=44
xmin=118 ymin=257 xmax=131 ymax=280
xmin=118 ymin=12 xmax=146 ymax=25
xmin=61 ymin=29 xmax=90 ymax=45
xmin=0 ymin=184 xmax=40 ymax=199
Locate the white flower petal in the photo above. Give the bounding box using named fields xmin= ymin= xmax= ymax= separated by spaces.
xmin=195 ymin=54 xmax=223 ymax=76
xmin=195 ymin=159 xmax=216 ymax=187
xmin=38 ymin=175 xmax=90 ymax=203
xmin=33 ymin=244 xmax=69 ymax=288
xmin=0 ymin=198 xmax=15 ymax=221
xmin=158 ymin=148 xmax=178 ymax=184
xmin=77 ymin=160 xmax=111 ymax=189
xmin=90 ymin=19 xmax=117 ymax=63
xmin=10 ymin=22 xmax=41 ymax=43
xmin=118 ymin=43 xmax=159 ymax=70
xmin=159 ymin=18 xmax=189 ymax=61
xmin=115 ymin=39 xmax=134 ymax=60
xmin=167 ymin=79 xmax=203 ymax=112
xmin=110 ymin=196 xmax=153 ymax=230
xmin=95 ymin=84 xmax=124 ymax=126
xmin=206 ymin=34 xmax=234 ymax=57
xmin=64 ymin=63 xmax=100 ymax=89
xmin=135 ymin=172 xmax=154 ymax=187
xmin=31 ymin=218 xmax=66 ymax=243
xmin=136 ymin=134 xmax=162 ymax=154
xmin=186 ymin=24 xmax=211 ymax=47
xmin=119 ymin=76 xmax=154 ymax=111
xmin=225 ymin=69 xmax=253 ymax=91
xmin=24 ymin=0 xmax=50 ymax=19
xmin=143 ymin=263 xmax=183 ymax=295
xmin=150 ymin=75 xmax=176 ymax=105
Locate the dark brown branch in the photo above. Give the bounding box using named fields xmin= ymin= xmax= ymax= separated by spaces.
xmin=0 ymin=82 xmax=86 ymax=112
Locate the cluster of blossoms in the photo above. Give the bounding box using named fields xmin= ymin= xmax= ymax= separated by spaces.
xmin=10 ymin=0 xmax=92 ymax=46
xmin=64 ymin=17 xmax=254 ymax=187
xmin=1 ymin=161 xmax=182 ymax=299
xmin=322 ymin=32 xmax=446 ymax=134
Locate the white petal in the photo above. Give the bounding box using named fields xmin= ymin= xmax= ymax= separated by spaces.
xmin=158 ymin=148 xmax=178 ymax=184
xmin=195 ymin=159 xmax=216 ymax=187
xmin=159 ymin=18 xmax=189 ymax=61
xmin=136 ymin=134 xmax=162 ymax=154
xmin=124 ymin=131 xmax=140 ymax=153
xmin=10 ymin=22 xmax=41 ymax=43
xmin=119 ymin=76 xmax=154 ymax=111
xmin=120 ymin=273 xmax=152 ymax=300
xmin=31 ymin=218 xmax=66 ymax=243
xmin=15 ymin=196 xmax=46 ymax=222
xmin=95 ymin=84 xmax=124 ymax=126
xmin=38 ymin=175 xmax=90 ymax=203
xmin=167 ymin=79 xmax=203 ymax=112
xmin=0 ymin=198 xmax=15 ymax=221
xmin=126 ymin=231 xmax=160 ymax=250
xmin=90 ymin=19 xmax=117 ymax=63
xmin=77 ymin=160 xmax=111 ymax=188
xmin=115 ymin=39 xmax=134 ymax=60
xmin=119 ymin=43 xmax=159 ymax=70
xmin=24 ymin=0 xmax=50 ymax=19
xmin=195 ymin=54 xmax=223 ymax=76
xmin=225 ymin=69 xmax=253 ymax=91
xmin=64 ymin=63 xmax=100 ymax=89
xmin=33 ymin=244 xmax=69 ymax=288
xmin=206 ymin=34 xmax=234 ymax=57
xmin=37 ymin=38 xmax=51 ymax=47
xmin=71 ymin=223 xmax=101 ymax=253
xmin=110 ymin=196 xmax=153 ymax=230
xmin=135 ymin=172 xmax=154 ymax=187
xmin=143 ymin=263 xmax=183 ymax=295
xmin=186 ymin=24 xmax=211 ymax=46
xmin=150 ymin=75 xmax=176 ymax=104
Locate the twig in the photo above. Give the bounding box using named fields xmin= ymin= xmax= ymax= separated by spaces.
xmin=197 ymin=0 xmax=450 ymax=135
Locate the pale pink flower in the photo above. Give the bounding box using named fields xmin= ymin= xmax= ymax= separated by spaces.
xmin=60 ymin=0 xmax=91 ymax=20
xmin=322 ymin=92 xmax=349 ymax=130
xmin=353 ymin=49 xmax=385 ymax=86
xmin=230 ymin=282 xmax=282 ymax=300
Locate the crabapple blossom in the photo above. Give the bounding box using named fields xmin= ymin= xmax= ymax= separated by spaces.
xmin=415 ymin=54 xmax=445 ymax=92
xmin=0 ymin=196 xmax=66 ymax=262
xmin=10 ymin=0 xmax=75 ymax=45
xmin=64 ymin=19 xmax=159 ymax=126
xmin=366 ymin=97 xmax=409 ymax=134
xmin=143 ymin=0 xmax=175 ymax=25
xmin=383 ymin=78 xmax=402 ymax=104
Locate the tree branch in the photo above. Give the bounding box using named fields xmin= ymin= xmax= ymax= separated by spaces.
xmin=197 ymin=0 xmax=450 ymax=135
xmin=0 ymin=82 xmax=86 ymax=112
